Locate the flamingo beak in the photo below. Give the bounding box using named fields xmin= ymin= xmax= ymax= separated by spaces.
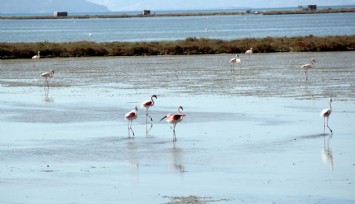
xmin=160 ymin=116 xmax=167 ymax=122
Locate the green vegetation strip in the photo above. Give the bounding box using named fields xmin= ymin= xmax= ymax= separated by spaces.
xmin=1 ymin=35 xmax=354 ymax=59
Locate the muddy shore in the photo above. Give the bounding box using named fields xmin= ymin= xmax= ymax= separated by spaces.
xmin=1 ymin=52 xmax=354 ymax=203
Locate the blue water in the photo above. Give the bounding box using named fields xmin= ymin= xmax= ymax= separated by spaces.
xmin=1 ymin=12 xmax=354 ymax=42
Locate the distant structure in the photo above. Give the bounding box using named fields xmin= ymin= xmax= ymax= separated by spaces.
xmin=142 ymin=10 xmax=151 ymax=15
xmin=308 ymin=5 xmax=317 ymax=10
xmin=54 ymin=11 xmax=68 ymax=17
xmin=298 ymin=5 xmax=317 ymax=10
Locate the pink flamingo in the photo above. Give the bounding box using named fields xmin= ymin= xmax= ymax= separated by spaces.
xmin=141 ymin=95 xmax=157 ymax=124
xmin=160 ymin=106 xmax=186 ymax=142
xmin=320 ymin=98 xmax=333 ymax=134
xmin=301 ymin=59 xmax=316 ymax=80
xmin=245 ymin=47 xmax=253 ymax=59
xmin=125 ymin=106 xmax=138 ymax=138
xmin=40 ymin=70 xmax=55 ymax=88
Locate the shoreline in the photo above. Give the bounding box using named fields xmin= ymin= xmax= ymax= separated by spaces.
xmin=1 ymin=8 xmax=355 ymax=20
xmin=1 ymin=35 xmax=355 ymax=59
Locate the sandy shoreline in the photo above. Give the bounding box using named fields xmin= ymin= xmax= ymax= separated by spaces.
xmin=1 ymin=52 xmax=354 ymax=203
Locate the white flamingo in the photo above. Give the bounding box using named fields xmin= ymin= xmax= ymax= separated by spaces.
xmin=125 ymin=106 xmax=138 ymax=138
xmin=32 ymin=51 xmax=40 ymax=59
xmin=160 ymin=106 xmax=186 ymax=142
xmin=40 ymin=70 xmax=55 ymax=88
xmin=301 ymin=59 xmax=316 ymax=80
xmin=320 ymin=98 xmax=333 ymax=134
xmin=245 ymin=47 xmax=253 ymax=59
xmin=229 ymin=54 xmax=241 ymax=71
xmin=32 ymin=51 xmax=40 ymax=68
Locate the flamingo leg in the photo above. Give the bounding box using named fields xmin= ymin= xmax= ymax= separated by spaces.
xmin=129 ymin=120 xmax=135 ymax=138
xmin=172 ymin=124 xmax=177 ymax=142
xmin=145 ymin=108 xmax=153 ymax=124
xmin=326 ymin=117 xmax=333 ymax=134
xmin=323 ymin=117 xmax=326 ymax=134
xmin=146 ymin=113 xmax=153 ymax=122
xmin=127 ymin=120 xmax=131 ymax=137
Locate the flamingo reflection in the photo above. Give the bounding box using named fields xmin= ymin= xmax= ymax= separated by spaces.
xmin=168 ymin=144 xmax=185 ymax=174
xmin=321 ymin=135 xmax=333 ymax=173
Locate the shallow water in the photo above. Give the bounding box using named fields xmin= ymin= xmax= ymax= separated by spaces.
xmin=0 ymin=52 xmax=355 ymax=203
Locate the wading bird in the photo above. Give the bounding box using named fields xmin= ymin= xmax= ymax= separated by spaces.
xmin=32 ymin=51 xmax=40 ymax=59
xmin=229 ymin=54 xmax=241 ymax=71
xmin=160 ymin=106 xmax=186 ymax=142
xmin=141 ymin=95 xmax=157 ymax=124
xmin=245 ymin=47 xmax=253 ymax=59
xmin=301 ymin=59 xmax=316 ymax=80
xmin=40 ymin=70 xmax=55 ymax=88
xmin=32 ymin=51 xmax=40 ymax=67
xmin=320 ymin=98 xmax=333 ymax=134
xmin=125 ymin=106 xmax=138 ymax=138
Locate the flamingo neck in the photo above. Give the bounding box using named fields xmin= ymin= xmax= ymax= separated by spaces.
xmin=150 ymin=97 xmax=155 ymax=106
xmin=329 ymin=101 xmax=332 ymax=110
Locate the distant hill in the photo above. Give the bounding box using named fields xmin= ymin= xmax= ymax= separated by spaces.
xmin=0 ymin=0 xmax=110 ymax=14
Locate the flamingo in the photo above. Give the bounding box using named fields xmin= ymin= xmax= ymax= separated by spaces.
xmin=32 ymin=51 xmax=40 ymax=59
xmin=40 ymin=70 xmax=55 ymax=88
xmin=245 ymin=47 xmax=253 ymax=59
xmin=125 ymin=106 xmax=138 ymax=138
xmin=141 ymin=95 xmax=157 ymax=124
xmin=160 ymin=106 xmax=186 ymax=142
xmin=229 ymin=54 xmax=241 ymax=71
xmin=320 ymin=98 xmax=333 ymax=134
xmin=301 ymin=59 xmax=316 ymax=80
xmin=32 ymin=51 xmax=40 ymax=68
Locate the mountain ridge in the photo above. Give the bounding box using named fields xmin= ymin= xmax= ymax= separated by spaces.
xmin=0 ymin=0 xmax=110 ymax=14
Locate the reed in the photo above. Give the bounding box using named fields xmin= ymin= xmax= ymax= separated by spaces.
xmin=1 ymin=35 xmax=354 ymax=59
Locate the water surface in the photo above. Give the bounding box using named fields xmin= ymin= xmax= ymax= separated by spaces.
xmin=0 ymin=53 xmax=354 ymax=203
xmin=1 ymin=13 xmax=354 ymax=42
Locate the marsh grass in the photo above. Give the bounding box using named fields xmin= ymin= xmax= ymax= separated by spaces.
xmin=1 ymin=35 xmax=354 ymax=59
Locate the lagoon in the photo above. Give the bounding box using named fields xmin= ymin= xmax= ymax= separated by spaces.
xmin=1 ymin=12 xmax=355 ymax=42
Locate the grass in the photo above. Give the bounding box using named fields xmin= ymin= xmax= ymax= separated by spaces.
xmin=1 ymin=35 xmax=354 ymax=59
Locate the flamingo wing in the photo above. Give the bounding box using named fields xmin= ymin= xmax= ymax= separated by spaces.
xmin=142 ymin=100 xmax=153 ymax=107
xmin=301 ymin=63 xmax=312 ymax=69
xmin=125 ymin=111 xmax=137 ymax=119
xmin=41 ymin=72 xmax=50 ymax=77
xmin=320 ymin=109 xmax=331 ymax=117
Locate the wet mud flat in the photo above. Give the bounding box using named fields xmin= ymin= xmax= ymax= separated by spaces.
xmin=0 ymin=52 xmax=355 ymax=203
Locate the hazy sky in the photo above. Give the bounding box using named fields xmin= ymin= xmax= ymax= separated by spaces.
xmin=87 ymin=0 xmax=355 ymax=11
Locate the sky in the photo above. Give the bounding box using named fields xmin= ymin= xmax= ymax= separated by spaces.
xmin=87 ymin=0 xmax=355 ymax=11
